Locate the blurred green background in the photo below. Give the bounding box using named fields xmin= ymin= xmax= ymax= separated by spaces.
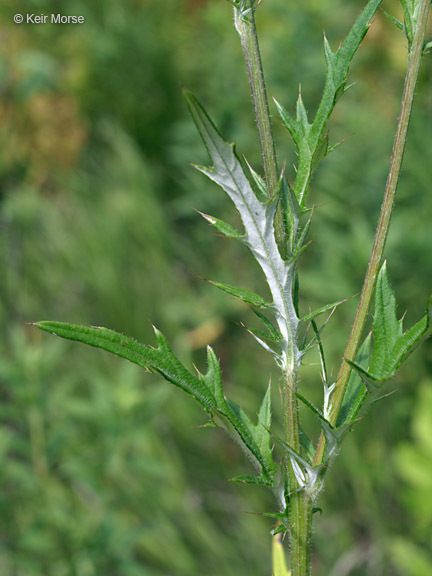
xmin=0 ymin=0 xmax=431 ymax=574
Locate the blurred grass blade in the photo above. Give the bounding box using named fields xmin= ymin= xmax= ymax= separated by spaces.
xmin=272 ymin=532 xmax=291 ymax=576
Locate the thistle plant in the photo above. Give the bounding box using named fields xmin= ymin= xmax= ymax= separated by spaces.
xmin=33 ymin=0 xmax=431 ymax=574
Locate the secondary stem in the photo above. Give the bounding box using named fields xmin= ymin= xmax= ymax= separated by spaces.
xmin=314 ymin=0 xmax=431 ymax=466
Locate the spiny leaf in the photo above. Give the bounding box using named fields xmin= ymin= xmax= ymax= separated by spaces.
xmin=383 ymin=10 xmax=404 ymax=31
xmin=272 ymin=433 xmax=324 ymax=495
xmin=229 ymin=474 xmax=273 ymax=486
xmin=225 ymin=385 xmax=275 ymax=483
xmin=296 ymin=90 xmax=310 ymax=133
xmin=368 ymin=262 xmax=432 ymax=380
xmin=185 ymin=91 xmax=299 ymax=369
xmin=282 ymin=0 xmax=382 ymax=207
xmin=246 ymin=160 xmax=268 ymax=201
xmin=336 ymin=334 xmax=372 ymax=427
xmin=219 ymin=397 xmax=276 ymax=481
xmin=252 ymin=309 xmax=282 ymax=342
xmin=202 ymin=345 xmax=225 ymax=407
xmin=333 ymin=0 xmax=383 ymax=88
xmin=34 ymin=321 xmax=217 ymax=412
xmin=274 ymin=98 xmax=300 ymax=147
xmin=300 ymin=297 xmax=349 ymax=323
xmin=36 ymin=321 xmax=277 ymax=482
xmin=198 ymin=211 xmax=244 ymax=238
xmin=256 ymin=385 xmax=273 ymax=469
xmin=246 ymin=328 xmax=280 ymax=357
xmin=206 ymin=279 xmax=273 ymax=308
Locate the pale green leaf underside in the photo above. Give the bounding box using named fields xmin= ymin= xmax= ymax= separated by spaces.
xmin=184 ymin=91 xmax=299 ymax=369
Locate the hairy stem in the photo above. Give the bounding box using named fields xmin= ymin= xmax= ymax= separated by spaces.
xmin=234 ymin=2 xmax=285 ymax=251
xmin=284 ymin=368 xmax=312 ymax=576
xmin=314 ymin=0 xmax=431 ymax=466
xmin=234 ymin=3 xmax=311 ymax=572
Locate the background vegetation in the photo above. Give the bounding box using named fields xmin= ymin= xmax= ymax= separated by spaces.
xmin=0 ymin=1 xmax=431 ymax=574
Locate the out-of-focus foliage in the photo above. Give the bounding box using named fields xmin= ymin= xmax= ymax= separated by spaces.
xmin=0 ymin=0 xmax=430 ymax=575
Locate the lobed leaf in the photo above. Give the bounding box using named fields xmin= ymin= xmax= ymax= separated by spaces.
xmin=185 ymin=91 xmax=299 ymax=370
xmin=35 ymin=322 xmax=218 ymax=412
xmin=368 ymin=262 xmax=431 ymax=380
xmin=349 ymin=262 xmax=431 ymax=384
xmin=35 ymin=321 xmax=276 ymax=483
xmin=277 ymin=0 xmax=382 ymax=207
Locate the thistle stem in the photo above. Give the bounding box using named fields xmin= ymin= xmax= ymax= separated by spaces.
xmin=284 ymin=367 xmax=312 ymax=576
xmin=234 ymin=3 xmax=311 ymax=573
xmin=314 ymin=0 xmax=431 ymax=466
xmin=234 ymin=2 xmax=285 ymax=251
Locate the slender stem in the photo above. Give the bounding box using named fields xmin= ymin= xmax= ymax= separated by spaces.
xmin=234 ymin=2 xmax=285 ymax=250
xmin=284 ymin=369 xmax=312 ymax=576
xmin=314 ymin=0 xmax=431 ymax=466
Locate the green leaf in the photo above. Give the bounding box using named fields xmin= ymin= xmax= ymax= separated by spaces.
xmin=219 ymin=395 xmax=276 ymax=482
xmin=198 ymin=211 xmax=244 ymax=238
xmin=368 ymin=262 xmax=432 ymax=380
xmin=336 ymin=334 xmax=372 ymax=427
xmin=423 ymin=37 xmax=432 ymax=54
xmin=246 ymin=160 xmax=268 ymax=201
xmin=296 ymin=90 xmax=310 ymax=133
xmin=34 ymin=321 xmax=217 ymax=412
xmin=281 ymin=0 xmax=383 ymax=207
xmin=383 ymin=10 xmax=404 ymax=31
xmin=400 ymin=0 xmax=414 ymax=46
xmin=300 ymin=297 xmax=349 ymax=323
xmin=274 ymin=98 xmax=300 ymax=147
xmin=35 ymin=321 xmax=276 ymax=482
xmin=251 ymin=309 xmax=282 ymax=342
xmin=229 ymin=474 xmax=273 ymax=486
xmin=201 ymin=345 xmax=225 ymax=408
xmin=206 ymin=279 xmax=273 ymax=308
